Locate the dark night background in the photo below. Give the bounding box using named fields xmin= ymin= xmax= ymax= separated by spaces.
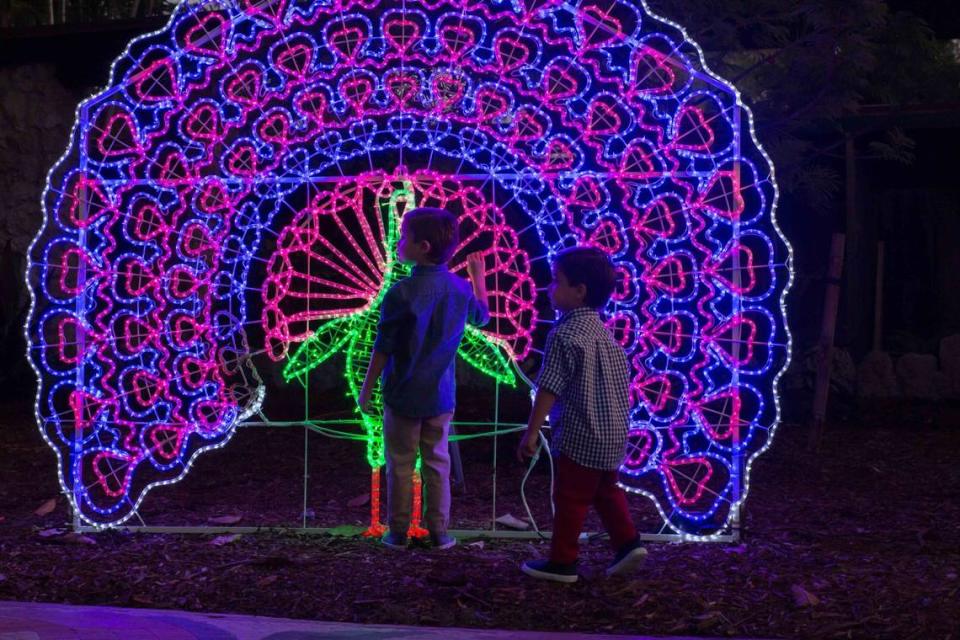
xmin=0 ymin=1 xmax=958 ymax=638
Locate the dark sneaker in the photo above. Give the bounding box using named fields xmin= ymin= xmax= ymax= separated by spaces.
xmin=521 ymin=559 xmax=578 ymax=583
xmin=381 ymin=531 xmax=408 ymax=550
xmin=430 ymin=532 xmax=457 ymax=550
xmin=606 ymin=538 xmax=647 ymax=577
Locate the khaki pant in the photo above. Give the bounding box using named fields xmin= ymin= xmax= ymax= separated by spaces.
xmin=383 ymin=407 xmax=453 ymax=536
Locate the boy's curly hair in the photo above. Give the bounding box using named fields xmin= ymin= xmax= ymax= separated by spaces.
xmin=403 ymin=207 xmax=459 ymax=264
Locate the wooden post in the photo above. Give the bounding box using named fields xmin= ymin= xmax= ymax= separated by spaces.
xmin=873 ymin=241 xmax=885 ymax=352
xmin=808 ymin=233 xmax=846 ymax=452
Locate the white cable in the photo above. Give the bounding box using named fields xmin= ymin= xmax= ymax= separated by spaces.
xmin=516 ymin=373 xmax=555 ymax=537
xmin=520 ymin=429 xmax=555 ymax=538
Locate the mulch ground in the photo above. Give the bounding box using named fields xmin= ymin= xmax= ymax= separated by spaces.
xmin=0 ymin=397 xmax=957 ymax=639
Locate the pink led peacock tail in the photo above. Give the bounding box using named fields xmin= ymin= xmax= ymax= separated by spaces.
xmin=27 ymin=0 xmax=791 ymax=536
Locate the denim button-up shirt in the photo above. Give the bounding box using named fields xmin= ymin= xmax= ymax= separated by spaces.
xmin=373 ymin=264 xmax=489 ymax=417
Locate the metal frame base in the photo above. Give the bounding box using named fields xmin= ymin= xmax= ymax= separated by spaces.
xmin=77 ymin=525 xmax=739 ymax=544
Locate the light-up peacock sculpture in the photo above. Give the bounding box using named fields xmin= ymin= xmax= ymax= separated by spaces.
xmin=26 ymin=0 xmax=791 ymax=537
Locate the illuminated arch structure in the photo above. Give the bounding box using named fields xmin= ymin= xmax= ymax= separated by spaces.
xmin=26 ymin=0 xmax=792 ymax=539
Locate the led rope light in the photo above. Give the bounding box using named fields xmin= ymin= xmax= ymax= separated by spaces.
xmin=25 ymin=0 xmax=792 ymax=538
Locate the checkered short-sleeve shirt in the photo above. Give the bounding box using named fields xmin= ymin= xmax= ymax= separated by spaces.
xmin=537 ymin=307 xmax=631 ymax=470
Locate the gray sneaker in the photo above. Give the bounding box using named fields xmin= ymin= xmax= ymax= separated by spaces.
xmin=381 ymin=531 xmax=408 ymax=550
xmin=430 ymin=532 xmax=457 ymax=550
xmin=521 ymin=559 xmax=578 ymax=583
xmin=606 ymin=538 xmax=647 ymax=576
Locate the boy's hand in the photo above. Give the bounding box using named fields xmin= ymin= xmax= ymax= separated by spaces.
xmin=357 ymin=386 xmax=374 ymax=414
xmin=516 ymin=430 xmax=540 ymax=462
xmin=466 ymin=251 xmax=485 ymax=282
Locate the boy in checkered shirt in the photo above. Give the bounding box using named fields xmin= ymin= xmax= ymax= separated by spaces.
xmin=517 ymin=246 xmax=646 ymax=583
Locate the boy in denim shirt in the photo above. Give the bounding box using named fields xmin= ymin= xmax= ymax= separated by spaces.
xmin=358 ymin=208 xmax=488 ymax=550
xmin=517 ymin=246 xmax=646 ymax=582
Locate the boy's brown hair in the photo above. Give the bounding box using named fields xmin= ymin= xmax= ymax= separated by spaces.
xmin=555 ymin=246 xmax=617 ymax=309
xmin=403 ymin=207 xmax=459 ymax=264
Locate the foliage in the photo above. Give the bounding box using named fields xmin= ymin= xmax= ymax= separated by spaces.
xmin=0 ymin=0 xmax=44 ymax=27
xmin=0 ymin=0 xmax=165 ymax=25
xmin=649 ymin=0 xmax=960 ymax=211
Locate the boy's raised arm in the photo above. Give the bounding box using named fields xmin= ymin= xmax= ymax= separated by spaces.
xmin=466 ymin=251 xmax=490 ymax=326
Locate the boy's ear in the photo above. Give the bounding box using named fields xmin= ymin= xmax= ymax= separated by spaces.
xmin=574 ymin=282 xmax=588 ymax=302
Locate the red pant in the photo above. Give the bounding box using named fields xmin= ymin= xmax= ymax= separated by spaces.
xmin=550 ymin=454 xmax=637 ymax=564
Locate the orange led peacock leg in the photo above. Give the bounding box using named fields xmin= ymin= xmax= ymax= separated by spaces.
xmin=344 ymin=308 xmax=389 ymax=538
xmin=408 ymin=456 xmax=429 ymax=539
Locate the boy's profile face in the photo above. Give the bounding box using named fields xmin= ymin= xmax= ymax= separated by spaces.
xmin=549 ymin=266 xmax=587 ymax=313
xmin=397 ymin=220 xmax=433 ymax=265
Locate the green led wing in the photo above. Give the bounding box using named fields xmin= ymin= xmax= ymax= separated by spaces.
xmin=282 ymin=315 xmax=357 ymax=382
xmin=458 ymin=325 xmax=517 ymax=387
